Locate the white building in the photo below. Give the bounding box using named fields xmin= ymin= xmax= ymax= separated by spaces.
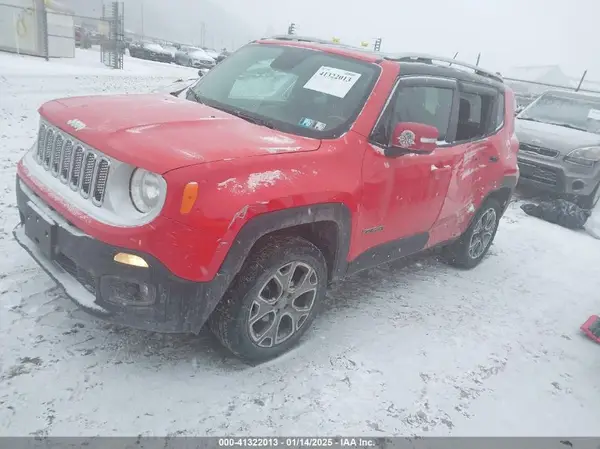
xmin=0 ymin=0 xmax=75 ymax=58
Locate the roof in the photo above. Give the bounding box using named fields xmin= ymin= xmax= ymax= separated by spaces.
xmin=257 ymin=36 xmax=503 ymax=85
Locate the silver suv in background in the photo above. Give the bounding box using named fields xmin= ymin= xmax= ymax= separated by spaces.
xmin=516 ymin=90 xmax=600 ymax=208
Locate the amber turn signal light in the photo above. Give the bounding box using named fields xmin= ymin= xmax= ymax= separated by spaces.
xmin=114 ymin=252 xmax=149 ymax=268
xmin=180 ymin=182 xmax=198 ymax=214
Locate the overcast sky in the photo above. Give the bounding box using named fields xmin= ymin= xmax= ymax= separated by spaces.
xmin=215 ymin=0 xmax=598 ymax=77
xmin=86 ymin=0 xmax=598 ymax=78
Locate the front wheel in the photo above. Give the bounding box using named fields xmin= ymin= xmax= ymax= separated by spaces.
xmin=209 ymin=235 xmax=327 ymax=363
xmin=442 ymin=198 xmax=502 ymax=269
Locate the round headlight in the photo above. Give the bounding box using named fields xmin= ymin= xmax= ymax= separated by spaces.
xmin=130 ymin=168 xmax=163 ymax=213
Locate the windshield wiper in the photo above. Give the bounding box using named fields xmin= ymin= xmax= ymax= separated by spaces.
xmin=187 ymin=89 xmax=203 ymax=104
xmin=547 ymin=122 xmax=588 ymax=132
xmin=518 ymin=117 xmax=541 ymax=122
xmin=229 ymin=109 xmax=275 ymax=129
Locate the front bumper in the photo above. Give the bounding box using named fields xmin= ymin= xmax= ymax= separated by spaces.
xmin=14 ymin=176 xmax=221 ymax=334
xmin=517 ymin=154 xmax=600 ymax=197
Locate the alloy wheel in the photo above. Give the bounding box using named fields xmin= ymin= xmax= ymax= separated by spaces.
xmin=468 ymin=208 xmax=497 ymax=260
xmin=248 ymin=261 xmax=318 ymax=348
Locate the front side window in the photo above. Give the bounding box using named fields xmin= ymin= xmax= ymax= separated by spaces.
xmin=519 ymin=92 xmax=600 ymax=134
xmin=190 ymin=43 xmax=380 ymax=138
xmin=393 ymin=86 xmax=454 ymax=140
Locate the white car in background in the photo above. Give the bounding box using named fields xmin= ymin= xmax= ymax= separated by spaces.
xmin=174 ymin=46 xmax=215 ymax=69
xmin=202 ymin=47 xmax=221 ymax=60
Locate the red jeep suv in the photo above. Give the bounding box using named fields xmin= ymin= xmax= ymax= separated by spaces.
xmin=14 ymin=36 xmax=519 ymax=362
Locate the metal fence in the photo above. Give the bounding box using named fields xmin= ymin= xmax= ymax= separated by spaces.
xmin=0 ymin=1 xmax=124 ymax=69
xmin=505 ymin=76 xmax=600 ymax=110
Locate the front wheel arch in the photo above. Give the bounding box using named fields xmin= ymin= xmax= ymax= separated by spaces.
xmin=219 ymin=203 xmax=352 ymax=284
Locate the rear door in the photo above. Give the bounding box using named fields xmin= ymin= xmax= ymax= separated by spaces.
xmin=428 ymin=82 xmax=506 ymax=244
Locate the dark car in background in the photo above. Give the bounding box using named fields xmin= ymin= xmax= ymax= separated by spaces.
xmin=129 ymin=42 xmax=173 ymax=63
xmin=215 ymin=50 xmax=231 ymax=64
xmin=516 ymin=90 xmax=600 ymax=208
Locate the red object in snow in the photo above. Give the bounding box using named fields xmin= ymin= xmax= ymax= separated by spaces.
xmin=580 ymin=315 xmax=600 ymax=343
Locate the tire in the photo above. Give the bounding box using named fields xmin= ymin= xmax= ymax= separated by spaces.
xmin=209 ymin=235 xmax=327 ymax=363
xmin=576 ymin=181 xmax=600 ymax=210
xmin=442 ymin=198 xmax=502 ymax=269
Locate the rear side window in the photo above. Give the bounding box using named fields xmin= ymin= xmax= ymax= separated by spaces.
xmin=494 ymin=93 xmax=505 ymax=131
xmin=456 ymin=87 xmax=500 ymax=141
xmin=394 ymin=86 xmax=454 ymax=140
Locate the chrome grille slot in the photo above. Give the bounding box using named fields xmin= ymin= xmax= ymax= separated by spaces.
xmin=37 ymin=124 xmax=46 ymax=161
xmin=92 ymin=159 xmax=110 ymax=205
xmin=60 ymin=140 xmax=74 ymax=183
xmin=80 ymin=152 xmax=97 ymax=198
xmin=34 ymin=122 xmax=113 ymax=208
xmin=43 ymin=129 xmax=54 ymax=169
xmin=51 ymin=133 xmax=64 ymax=176
xmin=70 ymin=145 xmax=85 ymax=190
xmin=519 ymin=143 xmax=560 ymax=158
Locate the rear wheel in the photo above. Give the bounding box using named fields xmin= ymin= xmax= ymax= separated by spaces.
xmin=442 ymin=198 xmax=502 ymax=269
xmin=209 ymin=235 xmax=327 ymax=363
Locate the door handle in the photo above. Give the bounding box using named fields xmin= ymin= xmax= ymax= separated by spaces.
xmin=489 ymin=156 xmax=499 ymax=163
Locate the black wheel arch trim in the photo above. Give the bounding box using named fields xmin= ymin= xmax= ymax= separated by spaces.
xmin=217 ymin=203 xmax=352 ymax=284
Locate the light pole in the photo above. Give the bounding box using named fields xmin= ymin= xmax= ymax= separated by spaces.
xmin=140 ymin=0 xmax=144 ymax=39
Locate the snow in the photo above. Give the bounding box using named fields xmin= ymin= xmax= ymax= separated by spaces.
xmin=584 ymin=200 xmax=600 ymax=240
xmin=247 ymin=170 xmax=285 ymax=191
xmin=1 ymin=50 xmax=600 ymax=437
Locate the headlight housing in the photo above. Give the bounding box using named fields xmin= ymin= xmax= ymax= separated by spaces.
xmin=130 ymin=168 xmax=167 ymax=213
xmin=564 ymin=147 xmax=600 ymax=167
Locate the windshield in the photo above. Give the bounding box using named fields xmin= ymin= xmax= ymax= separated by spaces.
xmin=190 ymin=43 xmax=380 ymax=138
xmin=519 ymin=93 xmax=600 ymax=134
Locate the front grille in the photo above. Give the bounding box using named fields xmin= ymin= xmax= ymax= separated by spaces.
xmin=519 ymin=143 xmax=560 ymax=158
xmin=518 ymin=161 xmax=559 ymax=186
xmin=34 ymin=123 xmax=111 ymax=207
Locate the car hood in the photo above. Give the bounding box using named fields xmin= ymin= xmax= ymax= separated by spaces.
xmin=190 ymin=52 xmax=214 ymax=61
xmin=146 ymin=46 xmax=168 ymax=54
xmin=39 ymin=94 xmax=321 ymax=174
xmin=516 ymin=118 xmax=600 ymax=155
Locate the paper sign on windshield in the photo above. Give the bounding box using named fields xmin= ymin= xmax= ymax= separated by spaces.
xmin=588 ymin=109 xmax=600 ymax=120
xmin=303 ymin=66 xmax=362 ymax=99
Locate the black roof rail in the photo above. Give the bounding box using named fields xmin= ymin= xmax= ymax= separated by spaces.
xmin=384 ymin=53 xmax=504 ymax=83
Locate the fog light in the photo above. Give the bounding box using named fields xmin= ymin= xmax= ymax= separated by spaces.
xmin=114 ymin=252 xmax=148 ymax=268
xmin=100 ymin=276 xmax=156 ymax=306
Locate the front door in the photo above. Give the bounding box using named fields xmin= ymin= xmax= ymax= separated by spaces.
xmin=356 ymin=76 xmax=460 ymax=257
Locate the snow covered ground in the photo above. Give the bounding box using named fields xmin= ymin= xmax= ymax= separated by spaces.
xmin=1 ymin=49 xmax=599 ymax=437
